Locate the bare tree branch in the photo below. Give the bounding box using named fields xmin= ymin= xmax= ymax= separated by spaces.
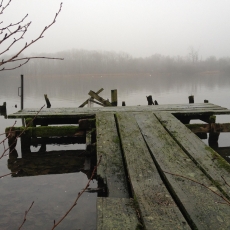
xmin=18 ymin=201 xmax=34 ymax=230
xmin=0 ymin=1 xmax=63 ymax=71
xmin=51 ymin=155 xmax=102 ymax=230
xmin=163 ymin=170 xmax=230 ymax=206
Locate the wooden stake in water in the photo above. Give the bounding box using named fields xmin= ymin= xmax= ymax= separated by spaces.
xmin=111 ymin=89 xmax=117 ymax=106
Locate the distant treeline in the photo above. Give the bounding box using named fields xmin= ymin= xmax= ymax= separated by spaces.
xmin=2 ymin=49 xmax=230 ymax=77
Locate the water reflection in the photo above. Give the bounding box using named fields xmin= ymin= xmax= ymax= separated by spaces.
xmin=8 ymin=136 xmax=96 ymax=178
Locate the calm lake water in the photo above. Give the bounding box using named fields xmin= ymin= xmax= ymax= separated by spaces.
xmin=0 ymin=73 xmax=230 ymax=229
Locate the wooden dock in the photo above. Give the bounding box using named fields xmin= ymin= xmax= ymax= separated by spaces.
xmin=7 ymin=103 xmax=230 ymax=229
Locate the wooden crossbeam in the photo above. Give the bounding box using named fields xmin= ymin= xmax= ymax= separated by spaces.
xmin=88 ymin=90 xmax=112 ymax=106
xmin=79 ymin=88 xmax=104 ymax=107
xmin=186 ymin=123 xmax=230 ymax=133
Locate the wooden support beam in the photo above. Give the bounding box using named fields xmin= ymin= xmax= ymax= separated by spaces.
xmin=88 ymin=90 xmax=112 ymax=106
xmin=89 ymin=99 xmax=104 ymax=107
xmin=79 ymin=118 xmax=95 ymax=130
xmin=186 ymin=123 xmax=230 ymax=133
xmin=79 ymin=88 xmax=104 ymax=107
xmin=6 ymin=126 xmax=83 ymax=138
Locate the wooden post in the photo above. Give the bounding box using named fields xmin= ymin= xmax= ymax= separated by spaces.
xmin=44 ymin=94 xmax=51 ymax=108
xmin=188 ymin=95 xmax=194 ymax=103
xmin=146 ymin=95 xmax=154 ymax=105
xmin=122 ymin=101 xmax=126 ymax=106
xmin=20 ymin=75 xmax=24 ymax=110
xmin=111 ymin=89 xmax=118 ymax=106
xmin=208 ymin=115 xmax=220 ymax=147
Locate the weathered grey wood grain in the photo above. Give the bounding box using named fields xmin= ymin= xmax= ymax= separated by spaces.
xmin=97 ymin=197 xmax=140 ymax=230
xmin=155 ymin=112 xmax=230 ymax=199
xmin=135 ymin=112 xmax=230 ymax=229
xmin=96 ymin=112 xmax=129 ymax=198
xmin=116 ymin=112 xmax=190 ymax=230
xmin=8 ymin=103 xmax=230 ymax=118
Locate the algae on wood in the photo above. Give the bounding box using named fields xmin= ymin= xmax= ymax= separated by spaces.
xmin=6 ymin=126 xmax=82 ymax=138
xmin=96 ymin=112 xmax=129 ymax=198
xmin=97 ymin=197 xmax=140 ymax=230
xmin=116 ymin=112 xmax=190 ymax=230
xmin=155 ymin=112 xmax=230 ymax=199
xmin=135 ymin=112 xmax=230 ymax=229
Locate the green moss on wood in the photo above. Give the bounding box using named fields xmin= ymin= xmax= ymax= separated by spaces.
xmin=205 ymin=146 xmax=230 ymax=173
xmin=6 ymin=126 xmax=80 ymax=137
xmin=209 ymin=115 xmax=216 ymax=123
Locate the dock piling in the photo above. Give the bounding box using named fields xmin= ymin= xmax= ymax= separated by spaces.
xmin=111 ymin=89 xmax=117 ymax=106
xmin=188 ymin=95 xmax=194 ymax=103
xmin=44 ymin=94 xmax=51 ymax=108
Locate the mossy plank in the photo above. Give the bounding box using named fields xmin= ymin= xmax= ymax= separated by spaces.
xmin=116 ymin=112 xmax=190 ymax=230
xmin=5 ymin=126 xmax=81 ymax=137
xmin=97 ymin=197 xmax=140 ymax=230
xmin=135 ymin=112 xmax=230 ymax=229
xmin=155 ymin=112 xmax=230 ymax=199
xmin=7 ymin=103 xmax=230 ymax=119
xmin=96 ymin=112 xmax=129 ymax=198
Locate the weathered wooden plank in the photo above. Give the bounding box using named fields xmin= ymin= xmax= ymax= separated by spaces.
xmin=135 ymin=112 xmax=230 ymax=229
xmin=5 ymin=126 xmax=82 ymax=138
xmin=155 ymin=112 xmax=230 ymax=199
xmin=8 ymin=103 xmax=230 ymax=118
xmin=88 ymin=90 xmax=112 ymax=106
xmin=97 ymin=197 xmax=140 ymax=230
xmin=186 ymin=123 xmax=230 ymax=133
xmin=79 ymin=88 xmax=104 ymax=107
xmin=116 ymin=112 xmax=190 ymax=230
xmin=96 ymin=112 xmax=129 ymax=198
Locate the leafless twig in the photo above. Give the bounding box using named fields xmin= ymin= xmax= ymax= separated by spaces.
xmin=163 ymin=170 xmax=230 ymax=206
xmin=1 ymin=105 xmax=45 ymax=159
xmin=18 ymin=201 xmax=34 ymax=230
xmin=51 ymin=155 xmax=102 ymax=229
xmin=221 ymin=176 xmax=230 ymax=188
xmin=0 ymin=1 xmax=63 ymax=71
xmin=0 ymin=171 xmax=18 ymax=178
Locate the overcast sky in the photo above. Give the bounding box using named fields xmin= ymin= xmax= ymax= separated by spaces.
xmin=3 ymin=0 xmax=230 ymax=58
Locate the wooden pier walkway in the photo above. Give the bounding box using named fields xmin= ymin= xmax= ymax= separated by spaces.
xmin=8 ymin=103 xmax=230 ymax=229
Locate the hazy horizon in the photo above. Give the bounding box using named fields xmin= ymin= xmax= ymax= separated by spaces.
xmin=2 ymin=0 xmax=230 ymax=59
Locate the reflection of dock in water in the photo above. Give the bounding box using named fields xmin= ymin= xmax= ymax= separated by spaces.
xmin=7 ymin=102 xmax=230 ymax=229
